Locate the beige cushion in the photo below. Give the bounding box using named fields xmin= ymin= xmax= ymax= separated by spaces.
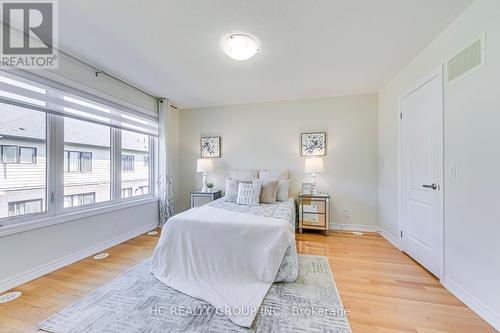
xmin=258 ymin=180 xmax=279 ymax=204
xmin=259 ymin=169 xmax=289 ymax=181
xmin=230 ymin=169 xmax=259 ymax=182
xmin=276 ymin=180 xmax=290 ymax=202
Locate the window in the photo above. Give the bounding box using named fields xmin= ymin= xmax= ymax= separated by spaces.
xmin=121 ymin=130 xmax=150 ymax=198
xmin=1 ymin=145 xmax=18 ymax=163
xmin=1 ymin=145 xmax=38 ymax=164
xmin=0 ymin=72 xmax=156 ymax=227
xmin=64 ymin=150 xmax=92 ymax=172
xmin=64 ymin=118 xmax=110 ymax=207
xmin=121 ymin=188 xmax=132 ymax=198
xmin=121 ymin=155 xmax=135 ymax=172
xmin=19 ymin=147 xmax=37 ymax=164
xmin=8 ymin=199 xmax=43 ymax=217
xmin=0 ymin=104 xmax=46 ymax=220
xmin=64 ymin=192 xmax=96 ymax=208
xmin=139 ymin=186 xmax=149 ymax=195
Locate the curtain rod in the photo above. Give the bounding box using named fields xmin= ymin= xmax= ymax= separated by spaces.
xmin=0 ymin=21 xmax=178 ymax=109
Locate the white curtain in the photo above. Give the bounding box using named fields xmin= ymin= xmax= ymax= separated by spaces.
xmin=158 ymin=98 xmax=174 ymax=227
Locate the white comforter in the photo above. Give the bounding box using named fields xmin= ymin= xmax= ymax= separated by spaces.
xmin=150 ymin=205 xmax=294 ymax=327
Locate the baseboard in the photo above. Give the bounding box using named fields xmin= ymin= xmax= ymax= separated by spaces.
xmin=378 ymin=227 xmax=401 ymax=249
xmin=330 ymin=223 xmax=379 ymax=233
xmin=0 ymin=223 xmax=158 ymax=293
xmin=442 ymin=277 xmax=500 ymax=331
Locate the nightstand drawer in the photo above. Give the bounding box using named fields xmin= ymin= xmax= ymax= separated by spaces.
xmin=301 ymin=200 xmax=326 ymax=213
xmin=302 ymin=213 xmax=326 ymax=227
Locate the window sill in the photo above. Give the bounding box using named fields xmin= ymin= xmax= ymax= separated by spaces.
xmin=0 ymin=196 xmax=159 ymax=238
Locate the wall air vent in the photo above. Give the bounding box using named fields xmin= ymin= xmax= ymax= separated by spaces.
xmin=446 ymin=37 xmax=484 ymax=82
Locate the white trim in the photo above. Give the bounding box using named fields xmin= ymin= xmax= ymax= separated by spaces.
xmin=442 ymin=277 xmax=500 ymax=331
xmin=0 ymin=222 xmax=158 ymax=293
xmin=331 ymin=223 xmax=379 ymax=233
xmin=0 ymin=197 xmax=158 ymax=237
xmin=378 ymin=227 xmax=401 ymax=249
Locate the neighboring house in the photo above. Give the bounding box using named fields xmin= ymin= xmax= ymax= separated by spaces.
xmin=0 ymin=105 xmax=150 ymax=219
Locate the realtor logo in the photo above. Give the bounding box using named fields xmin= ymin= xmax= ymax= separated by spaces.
xmin=1 ymin=0 xmax=58 ymax=68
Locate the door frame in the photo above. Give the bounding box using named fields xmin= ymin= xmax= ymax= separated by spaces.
xmin=398 ymin=67 xmax=445 ymax=280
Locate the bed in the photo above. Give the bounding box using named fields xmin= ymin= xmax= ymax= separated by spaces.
xmin=150 ymin=196 xmax=298 ymax=328
xmin=207 ymin=197 xmax=298 ymax=282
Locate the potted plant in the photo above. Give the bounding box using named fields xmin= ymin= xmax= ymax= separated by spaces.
xmin=206 ymin=182 xmax=214 ymax=192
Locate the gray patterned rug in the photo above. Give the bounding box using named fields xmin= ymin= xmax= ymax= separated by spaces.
xmin=39 ymin=255 xmax=351 ymax=332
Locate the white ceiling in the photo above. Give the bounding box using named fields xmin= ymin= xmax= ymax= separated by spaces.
xmin=59 ymin=0 xmax=473 ymax=108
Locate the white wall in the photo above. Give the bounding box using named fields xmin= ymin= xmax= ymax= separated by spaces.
xmin=0 ymin=201 xmax=158 ymax=292
xmin=177 ymin=94 xmax=379 ymax=229
xmin=378 ymin=0 xmax=500 ymax=329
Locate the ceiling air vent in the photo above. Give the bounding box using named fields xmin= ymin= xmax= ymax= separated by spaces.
xmin=446 ymin=37 xmax=484 ymax=82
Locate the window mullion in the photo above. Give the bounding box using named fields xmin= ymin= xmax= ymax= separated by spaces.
xmin=52 ymin=115 xmax=65 ymax=213
xmin=111 ymin=128 xmax=121 ymax=202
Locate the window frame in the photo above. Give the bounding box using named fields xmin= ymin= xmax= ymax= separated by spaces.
xmin=18 ymin=146 xmax=37 ymax=164
xmin=0 ymin=99 xmax=157 ymax=232
xmin=64 ymin=150 xmax=93 ymax=173
xmin=1 ymin=145 xmax=19 ymax=163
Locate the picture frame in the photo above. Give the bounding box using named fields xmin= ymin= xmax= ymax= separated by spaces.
xmin=301 ymin=183 xmax=312 ymax=195
xmin=200 ymin=136 xmax=221 ymax=158
xmin=301 ymin=132 xmax=327 ymax=156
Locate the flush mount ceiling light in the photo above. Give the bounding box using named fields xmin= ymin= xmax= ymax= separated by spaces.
xmin=222 ymin=33 xmax=260 ymax=61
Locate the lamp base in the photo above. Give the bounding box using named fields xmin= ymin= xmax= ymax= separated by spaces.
xmin=201 ymin=172 xmax=208 ymax=192
xmin=311 ymin=173 xmax=318 ymax=194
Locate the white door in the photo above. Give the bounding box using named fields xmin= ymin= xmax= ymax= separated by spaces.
xmin=400 ymin=72 xmax=443 ymax=278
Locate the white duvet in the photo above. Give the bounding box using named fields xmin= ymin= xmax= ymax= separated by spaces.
xmin=150 ymin=205 xmax=294 ymax=327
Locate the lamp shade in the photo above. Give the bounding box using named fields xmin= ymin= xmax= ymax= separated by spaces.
xmin=197 ymin=158 xmax=213 ymax=173
xmin=305 ymin=158 xmax=324 ymax=173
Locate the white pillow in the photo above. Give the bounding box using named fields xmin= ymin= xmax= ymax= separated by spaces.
xmin=230 ymin=169 xmax=259 ymax=182
xmin=224 ymin=178 xmax=239 ymax=202
xmin=276 ymin=180 xmax=290 ymax=201
xmin=237 ymin=182 xmax=262 ymax=205
xmin=259 ymin=169 xmax=289 ymax=181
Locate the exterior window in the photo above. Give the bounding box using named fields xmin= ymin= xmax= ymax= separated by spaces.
xmin=19 ymin=147 xmax=37 ymax=164
xmin=121 ymin=188 xmax=132 ymax=198
xmin=139 ymin=186 xmax=149 ymax=195
xmin=121 ymin=155 xmax=135 ymax=172
xmin=0 ymin=104 xmax=46 ymax=219
xmin=64 ymin=118 xmax=111 ymax=207
xmin=8 ymin=199 xmax=43 ymax=217
xmin=63 ymin=192 xmax=96 ymax=208
xmin=1 ymin=145 xmax=18 ymax=163
xmin=64 ymin=151 xmax=92 ymax=172
xmin=121 ymin=130 xmax=150 ymax=198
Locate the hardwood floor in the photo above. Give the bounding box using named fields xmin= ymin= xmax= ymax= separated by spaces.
xmin=0 ymin=230 xmax=495 ymax=333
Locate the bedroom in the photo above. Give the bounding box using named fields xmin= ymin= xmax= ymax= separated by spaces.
xmin=0 ymin=0 xmax=499 ymax=332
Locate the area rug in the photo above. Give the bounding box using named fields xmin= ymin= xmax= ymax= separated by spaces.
xmin=39 ymin=255 xmax=351 ymax=332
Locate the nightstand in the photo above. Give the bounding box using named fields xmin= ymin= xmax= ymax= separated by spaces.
xmin=190 ymin=190 xmax=222 ymax=208
xmin=298 ymin=193 xmax=331 ymax=235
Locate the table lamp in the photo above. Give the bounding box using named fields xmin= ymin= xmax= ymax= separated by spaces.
xmin=305 ymin=157 xmax=323 ymax=194
xmin=197 ymin=158 xmax=213 ymax=192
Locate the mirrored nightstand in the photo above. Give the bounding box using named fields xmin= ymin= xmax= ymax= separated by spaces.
xmin=190 ymin=190 xmax=222 ymax=208
xmin=298 ymin=192 xmax=331 ymax=235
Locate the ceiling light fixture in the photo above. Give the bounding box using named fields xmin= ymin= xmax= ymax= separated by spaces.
xmin=222 ymin=33 xmax=260 ymax=61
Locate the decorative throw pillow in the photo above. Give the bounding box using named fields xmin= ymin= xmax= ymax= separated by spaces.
xmin=224 ymin=178 xmax=239 ymax=202
xmin=237 ymin=182 xmax=262 ymax=206
xmin=258 ymin=180 xmax=279 ymax=204
xmin=276 ymin=180 xmax=290 ymax=202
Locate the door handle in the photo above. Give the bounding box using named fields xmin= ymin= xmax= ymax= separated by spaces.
xmin=422 ymin=183 xmax=439 ymax=190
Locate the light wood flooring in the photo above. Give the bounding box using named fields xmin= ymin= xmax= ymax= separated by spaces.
xmin=0 ymin=230 xmax=496 ymax=333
